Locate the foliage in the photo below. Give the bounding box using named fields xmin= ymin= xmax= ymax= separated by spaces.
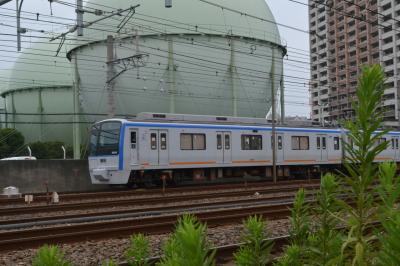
xmin=275 ymin=188 xmax=310 ymax=265
xmin=157 ymin=214 xmax=215 ymax=266
xmin=338 ymin=65 xmax=387 ymax=265
xmin=125 ymin=233 xmax=151 ymax=266
xmin=32 ymin=245 xmax=71 ymax=266
xmin=288 ymin=188 xmax=310 ymax=249
xmin=307 ymin=173 xmax=342 ymax=265
xmin=234 ymin=215 xmax=273 ymax=266
xmin=376 ymin=162 xmax=400 ymax=266
xmin=274 ymin=245 xmax=302 ymax=266
xmin=102 ymin=259 xmax=118 ymax=266
xmin=276 ymin=65 xmax=400 ymax=266
xmin=0 ymin=128 xmax=24 ymax=159
xmin=29 ymin=141 xmax=69 ymax=159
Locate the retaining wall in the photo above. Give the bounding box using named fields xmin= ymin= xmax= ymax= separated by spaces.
xmin=0 ymin=160 xmax=109 ymax=193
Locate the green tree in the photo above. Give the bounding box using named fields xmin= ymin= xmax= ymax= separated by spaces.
xmin=0 ymin=128 xmax=24 ymax=158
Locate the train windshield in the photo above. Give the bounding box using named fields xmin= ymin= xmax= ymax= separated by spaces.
xmin=90 ymin=122 xmax=121 ymax=156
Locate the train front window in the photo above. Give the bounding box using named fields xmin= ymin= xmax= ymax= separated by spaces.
xmin=90 ymin=122 xmax=121 ymax=156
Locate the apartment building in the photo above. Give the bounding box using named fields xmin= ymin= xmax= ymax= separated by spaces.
xmin=379 ymin=0 xmax=400 ymax=127
xmin=309 ymin=0 xmax=398 ymax=126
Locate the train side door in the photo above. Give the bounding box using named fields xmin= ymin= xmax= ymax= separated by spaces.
xmin=317 ymin=134 xmax=328 ymax=162
xmin=276 ymin=134 xmax=284 ymax=163
xmin=149 ymin=129 xmax=169 ymax=165
xmin=216 ymin=131 xmax=232 ymax=164
xmin=391 ymin=137 xmax=400 ymax=161
xmin=129 ymin=129 xmax=138 ymax=165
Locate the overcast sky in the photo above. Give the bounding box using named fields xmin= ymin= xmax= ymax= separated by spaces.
xmin=0 ymin=0 xmax=310 ymax=117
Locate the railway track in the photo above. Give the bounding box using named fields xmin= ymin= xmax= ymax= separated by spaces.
xmin=0 ymin=182 xmax=319 ymax=216
xmin=0 ymin=179 xmax=319 ymax=206
xmin=0 ymin=180 xmax=319 ymax=252
xmin=0 ymin=198 xmax=298 ymax=251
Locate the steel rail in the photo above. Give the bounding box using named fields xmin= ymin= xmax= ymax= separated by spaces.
xmin=0 ymin=201 xmax=294 ymax=251
xmin=0 ymin=192 xmax=313 ymax=228
xmin=0 ymin=179 xmax=319 ymax=206
xmin=0 ymin=184 xmax=318 ymax=216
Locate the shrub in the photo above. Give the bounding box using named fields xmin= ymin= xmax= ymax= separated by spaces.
xmin=102 ymin=258 xmax=118 ymax=266
xmin=29 ymin=141 xmax=67 ymax=159
xmin=234 ymin=215 xmax=273 ymax=266
xmin=158 ymin=214 xmax=215 ymax=266
xmin=32 ymin=245 xmax=71 ymax=266
xmin=0 ymin=128 xmax=24 ymax=158
xmin=125 ymin=233 xmax=151 ymax=266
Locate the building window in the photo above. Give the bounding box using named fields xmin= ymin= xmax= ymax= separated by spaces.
xmin=291 ymin=136 xmax=309 ymax=150
xmin=180 ymin=133 xmax=206 ymax=150
xmin=241 ymin=135 xmax=262 ymax=150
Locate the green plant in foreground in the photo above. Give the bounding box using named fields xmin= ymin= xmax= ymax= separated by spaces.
xmin=376 ymin=162 xmax=400 ymax=266
xmin=307 ymin=173 xmax=342 ymax=265
xmin=234 ymin=215 xmax=273 ymax=266
xmin=275 ymin=188 xmax=310 ymax=266
xmin=338 ymin=65 xmax=387 ymax=265
xmin=125 ymin=233 xmax=151 ymax=266
xmin=32 ymin=245 xmax=71 ymax=266
xmin=157 ymin=214 xmax=215 ymax=266
xmin=102 ymin=258 xmax=118 ymax=266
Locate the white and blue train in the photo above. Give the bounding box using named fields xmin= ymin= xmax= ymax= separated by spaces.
xmin=88 ymin=113 xmax=400 ymax=186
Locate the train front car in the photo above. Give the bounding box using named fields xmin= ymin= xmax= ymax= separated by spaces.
xmin=88 ymin=119 xmax=130 ymax=184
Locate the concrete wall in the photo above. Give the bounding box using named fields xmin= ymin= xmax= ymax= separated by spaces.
xmin=0 ymin=160 xmax=109 ymax=193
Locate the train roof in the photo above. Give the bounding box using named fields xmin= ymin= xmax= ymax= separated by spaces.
xmin=94 ymin=113 xmax=400 ymax=135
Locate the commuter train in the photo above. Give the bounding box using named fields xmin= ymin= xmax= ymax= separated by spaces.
xmin=88 ymin=113 xmax=400 ymax=186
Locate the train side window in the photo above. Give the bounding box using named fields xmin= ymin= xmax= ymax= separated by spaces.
xmin=316 ymin=137 xmax=321 ymax=150
xmin=241 ymin=135 xmax=262 ymax=150
xmin=278 ymin=136 xmax=282 ymax=150
xmin=217 ymin=134 xmax=222 ymax=150
xmin=322 ymin=137 xmax=326 ymax=150
xmin=291 ymin=136 xmax=309 ymax=150
xmin=334 ymin=137 xmax=340 ymax=150
xmin=180 ymin=133 xmax=206 ymax=150
xmin=392 ymin=139 xmax=395 ymax=149
xmin=396 ymin=139 xmax=399 ymax=149
xmin=150 ymin=133 xmax=157 ymax=150
xmin=130 ymin=131 xmax=137 ymax=149
xmin=225 ymin=134 xmax=230 ymax=150
xmin=160 ymin=133 xmax=167 ymax=150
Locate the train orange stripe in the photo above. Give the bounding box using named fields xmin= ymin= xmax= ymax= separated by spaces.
xmin=375 ymin=157 xmax=394 ymax=160
xmin=232 ymin=160 xmax=271 ymax=164
xmin=284 ymin=159 xmax=317 ymax=163
xmin=170 ymin=161 xmax=216 ymax=165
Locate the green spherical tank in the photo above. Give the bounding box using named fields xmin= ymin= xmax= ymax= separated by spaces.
xmin=67 ymin=0 xmax=286 ymax=121
xmin=1 ymin=42 xmax=77 ymax=145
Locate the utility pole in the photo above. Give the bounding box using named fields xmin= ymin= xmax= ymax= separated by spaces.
xmin=280 ymin=74 xmax=285 ymax=125
xmin=271 ymin=49 xmax=277 ymax=183
xmin=76 ymin=0 xmax=83 ymax=36
xmin=0 ymin=0 xmax=25 ymax=51
xmin=72 ymin=54 xmax=81 ymax=159
xmin=106 ymin=35 xmax=116 ymax=118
